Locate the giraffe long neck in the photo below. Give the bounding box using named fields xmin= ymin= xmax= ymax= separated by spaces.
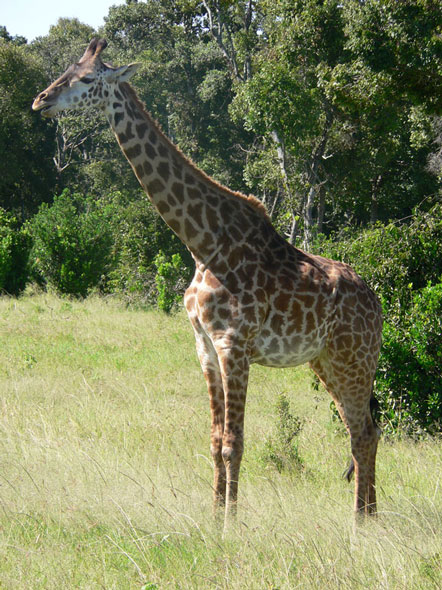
xmin=104 ymin=82 xmax=267 ymax=263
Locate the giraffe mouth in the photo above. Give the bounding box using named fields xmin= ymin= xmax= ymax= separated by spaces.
xmin=32 ymin=98 xmax=56 ymax=117
xmin=40 ymin=105 xmax=56 ymax=117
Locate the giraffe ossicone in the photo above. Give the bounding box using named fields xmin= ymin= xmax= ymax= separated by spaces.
xmin=33 ymin=38 xmax=383 ymax=526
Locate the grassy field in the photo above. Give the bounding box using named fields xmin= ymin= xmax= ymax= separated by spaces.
xmin=0 ymin=293 xmax=440 ymax=589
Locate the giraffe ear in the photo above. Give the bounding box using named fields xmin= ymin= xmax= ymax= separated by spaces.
xmin=107 ymin=63 xmax=141 ymax=83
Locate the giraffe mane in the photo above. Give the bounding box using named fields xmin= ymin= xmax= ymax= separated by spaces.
xmin=120 ymin=82 xmax=270 ymax=220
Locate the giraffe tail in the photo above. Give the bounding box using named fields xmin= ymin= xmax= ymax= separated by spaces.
xmin=343 ymin=394 xmax=380 ymax=483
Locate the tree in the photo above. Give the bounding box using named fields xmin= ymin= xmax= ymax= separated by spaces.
xmin=0 ymin=39 xmax=56 ymax=217
xmin=103 ymin=0 xmax=252 ymax=189
xmin=231 ymin=0 xmax=345 ymax=246
xmin=321 ymin=0 xmax=442 ymax=226
xmin=201 ymin=0 xmax=263 ymax=82
xmin=343 ymin=0 xmax=442 ymax=114
xmin=232 ymin=0 xmax=441 ymax=246
xmin=0 ymin=26 xmax=27 ymax=46
xmin=320 ymin=60 xmax=438 ymax=225
xmin=30 ymin=19 xmax=123 ymax=195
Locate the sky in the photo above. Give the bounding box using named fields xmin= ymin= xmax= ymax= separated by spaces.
xmin=2 ymin=0 xmax=126 ymax=42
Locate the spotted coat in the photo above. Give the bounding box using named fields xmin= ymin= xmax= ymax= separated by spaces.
xmin=32 ymin=38 xmax=383 ymax=526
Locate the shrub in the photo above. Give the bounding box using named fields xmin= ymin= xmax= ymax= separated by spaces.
xmin=0 ymin=208 xmax=31 ymax=295
xmin=154 ymin=251 xmax=188 ymax=313
xmin=261 ymin=393 xmax=303 ymax=472
xmin=314 ymin=203 xmax=442 ymax=308
xmin=377 ymin=282 xmax=442 ymax=435
xmin=108 ymin=194 xmax=193 ymax=305
xmin=28 ymin=189 xmax=115 ymax=297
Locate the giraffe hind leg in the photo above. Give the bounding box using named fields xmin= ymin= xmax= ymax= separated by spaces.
xmin=344 ymin=393 xmax=380 ymax=484
xmin=310 ymin=356 xmax=380 ymax=516
xmin=349 ymin=413 xmax=380 ymax=515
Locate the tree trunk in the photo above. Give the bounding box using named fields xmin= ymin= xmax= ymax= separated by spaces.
xmin=271 ymin=130 xmax=299 ymax=244
xmin=302 ymin=185 xmax=316 ymax=250
xmin=289 ymin=214 xmax=299 ymax=245
xmin=202 ymin=0 xmax=254 ymax=82
xmin=268 ymin=190 xmax=281 ymax=219
xmin=370 ymin=174 xmax=382 ymax=223
xmin=301 ymin=108 xmax=333 ymax=250
xmin=317 ymin=187 xmax=325 ymax=234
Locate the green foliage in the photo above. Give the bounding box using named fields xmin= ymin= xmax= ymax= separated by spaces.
xmin=231 ymin=0 xmax=343 ymax=239
xmin=30 ymin=20 xmax=118 ymax=195
xmin=230 ymin=0 xmax=441 ymax=243
xmin=154 ymin=251 xmax=187 ymax=313
xmin=27 ymin=190 xmax=115 ymax=297
xmin=343 ymin=0 xmax=442 ymax=112
xmin=315 ymin=203 xmax=442 ymax=307
xmin=108 ymin=193 xmax=193 ymax=304
xmin=0 ymin=26 xmax=27 ymax=46
xmin=2 ymin=2 xmax=440 ymax=437
xmin=1 ymin=1 xmax=440 ymax=227
xmin=261 ymin=393 xmax=303 ymax=472
xmin=0 ymin=208 xmax=31 ymax=295
xmin=0 ymin=42 xmax=56 ymax=217
xmin=378 ymin=282 xmax=442 ymax=435
xmin=103 ymin=1 xmax=250 ymax=191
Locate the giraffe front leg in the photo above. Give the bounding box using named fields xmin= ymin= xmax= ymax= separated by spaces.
xmin=186 ymin=314 xmax=227 ymax=517
xmin=200 ymin=360 xmax=227 ymax=517
xmin=206 ymin=368 xmax=227 ymax=515
xmin=221 ymin=425 xmax=244 ymax=520
xmin=216 ymin=345 xmax=249 ymax=526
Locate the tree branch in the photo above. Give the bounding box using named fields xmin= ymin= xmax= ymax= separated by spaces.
xmin=202 ymin=0 xmax=244 ymax=82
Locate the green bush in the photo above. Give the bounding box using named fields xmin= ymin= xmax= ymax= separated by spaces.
xmin=108 ymin=194 xmax=193 ymax=305
xmin=314 ymin=203 xmax=442 ymax=308
xmin=0 ymin=208 xmax=31 ymax=295
xmin=154 ymin=251 xmax=188 ymax=313
xmin=378 ymin=282 xmax=442 ymax=435
xmin=313 ymin=203 xmax=442 ymax=435
xmin=28 ymin=189 xmax=115 ymax=297
xmin=261 ymin=393 xmax=303 ymax=472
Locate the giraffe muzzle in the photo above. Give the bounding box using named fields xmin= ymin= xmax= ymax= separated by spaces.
xmin=32 ymin=92 xmax=56 ymax=117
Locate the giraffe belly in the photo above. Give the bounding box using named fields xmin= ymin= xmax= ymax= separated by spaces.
xmin=250 ymin=324 xmax=328 ymax=368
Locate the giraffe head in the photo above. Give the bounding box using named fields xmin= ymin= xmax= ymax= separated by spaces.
xmin=32 ymin=38 xmax=139 ymax=118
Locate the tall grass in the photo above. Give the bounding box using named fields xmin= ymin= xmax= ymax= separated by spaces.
xmin=0 ymin=294 xmax=440 ymax=589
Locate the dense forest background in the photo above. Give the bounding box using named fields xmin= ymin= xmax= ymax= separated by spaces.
xmin=0 ymin=0 xmax=441 ymax=433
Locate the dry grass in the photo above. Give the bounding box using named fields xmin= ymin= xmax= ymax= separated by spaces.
xmin=0 ymin=293 xmax=440 ymax=589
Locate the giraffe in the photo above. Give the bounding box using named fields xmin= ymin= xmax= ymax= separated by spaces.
xmin=32 ymin=38 xmax=383 ymax=526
